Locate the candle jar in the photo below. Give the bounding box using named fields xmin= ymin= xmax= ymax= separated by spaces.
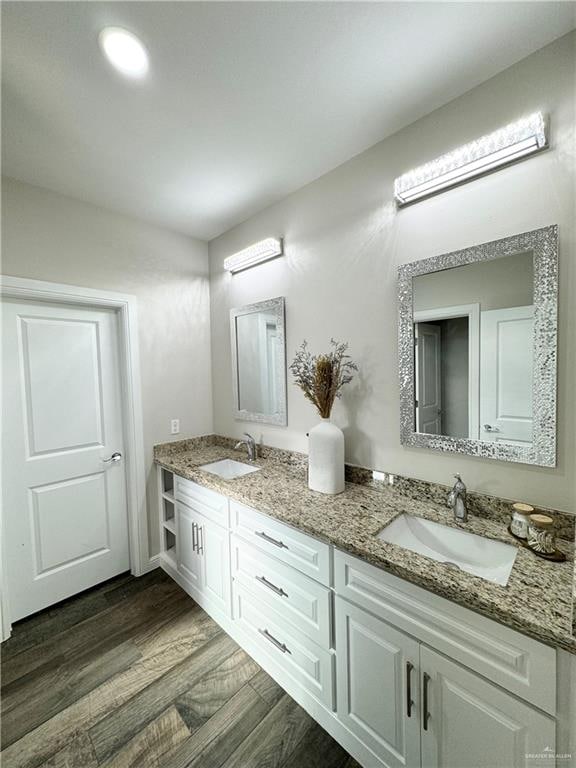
xmin=510 ymin=502 xmax=533 ymax=539
xmin=527 ymin=513 xmax=555 ymax=555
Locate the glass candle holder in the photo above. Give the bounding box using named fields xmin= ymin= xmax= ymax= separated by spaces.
xmin=527 ymin=513 xmax=555 ymax=554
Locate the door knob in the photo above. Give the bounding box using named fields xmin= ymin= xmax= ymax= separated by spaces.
xmin=103 ymin=452 xmax=122 ymax=463
xmin=483 ymin=424 xmax=500 ymax=433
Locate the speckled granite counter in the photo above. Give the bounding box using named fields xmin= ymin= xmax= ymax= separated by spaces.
xmin=155 ymin=438 xmax=575 ymax=654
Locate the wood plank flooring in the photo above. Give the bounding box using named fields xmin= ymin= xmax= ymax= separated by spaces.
xmin=1 ymin=570 xmax=361 ymax=768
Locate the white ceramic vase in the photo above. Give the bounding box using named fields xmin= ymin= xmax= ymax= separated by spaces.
xmin=308 ymin=418 xmax=345 ymax=495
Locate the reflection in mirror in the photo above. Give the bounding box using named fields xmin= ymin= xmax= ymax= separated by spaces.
xmin=230 ymin=297 xmax=287 ymax=426
xmin=413 ymin=251 xmax=534 ymax=445
xmin=398 ymin=225 xmax=558 ymax=467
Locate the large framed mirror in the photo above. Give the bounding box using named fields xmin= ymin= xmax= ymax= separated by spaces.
xmin=398 ymin=225 xmax=558 ymax=466
xmin=230 ymin=296 xmax=287 ymax=426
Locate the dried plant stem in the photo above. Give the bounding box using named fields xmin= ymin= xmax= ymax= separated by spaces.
xmin=290 ymin=340 xmax=358 ymax=419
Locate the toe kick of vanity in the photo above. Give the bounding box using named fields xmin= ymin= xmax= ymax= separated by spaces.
xmin=157 ymin=466 xmax=571 ymax=768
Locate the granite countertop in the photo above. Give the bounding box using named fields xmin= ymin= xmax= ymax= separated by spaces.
xmin=155 ymin=442 xmax=575 ymax=654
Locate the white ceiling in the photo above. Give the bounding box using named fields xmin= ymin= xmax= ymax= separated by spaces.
xmin=2 ymin=2 xmax=575 ymax=241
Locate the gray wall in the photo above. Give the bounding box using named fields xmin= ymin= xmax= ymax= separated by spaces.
xmin=208 ymin=32 xmax=576 ymax=514
xmin=413 ymin=250 xmax=533 ymax=312
xmin=1 ymin=178 xmax=214 ymax=556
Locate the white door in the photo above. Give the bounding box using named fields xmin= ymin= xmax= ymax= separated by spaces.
xmin=336 ymin=597 xmax=421 ymax=768
xmin=420 ymin=646 xmax=556 ymax=768
xmin=415 ymin=323 xmax=442 ymax=434
xmin=480 ymin=306 xmax=534 ymax=444
xmin=2 ymin=299 xmax=129 ymax=621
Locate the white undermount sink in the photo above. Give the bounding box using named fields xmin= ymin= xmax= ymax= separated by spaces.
xmin=376 ymin=514 xmax=518 ymax=586
xmin=199 ymin=459 xmax=261 ymax=480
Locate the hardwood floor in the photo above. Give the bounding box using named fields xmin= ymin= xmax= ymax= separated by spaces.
xmin=1 ymin=570 xmax=361 ymax=768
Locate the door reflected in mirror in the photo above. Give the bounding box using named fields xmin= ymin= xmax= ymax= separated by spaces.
xmin=230 ymin=297 xmax=287 ymax=426
xmin=413 ymin=251 xmax=534 ymax=445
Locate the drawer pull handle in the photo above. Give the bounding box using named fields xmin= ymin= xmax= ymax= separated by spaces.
xmin=256 ymin=575 xmax=288 ymax=598
xmin=191 ymin=522 xmax=198 ymax=553
xmin=422 ymin=672 xmax=431 ymax=731
xmin=406 ymin=661 xmax=414 ymax=718
xmin=255 ymin=530 xmax=288 ymax=549
xmin=259 ymin=628 xmax=291 ymax=654
xmin=197 ymin=525 xmax=204 ymax=555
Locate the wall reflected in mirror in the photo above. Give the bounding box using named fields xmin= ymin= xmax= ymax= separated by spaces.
xmin=413 ymin=251 xmax=534 ymax=445
xmin=230 ymin=297 xmax=287 ymax=426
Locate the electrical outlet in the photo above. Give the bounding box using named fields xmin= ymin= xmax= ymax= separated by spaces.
xmin=170 ymin=419 xmax=180 ymax=435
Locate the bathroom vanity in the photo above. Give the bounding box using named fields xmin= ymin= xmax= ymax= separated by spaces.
xmin=155 ymin=440 xmax=575 ymax=768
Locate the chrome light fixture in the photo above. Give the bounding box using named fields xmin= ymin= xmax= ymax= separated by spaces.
xmin=394 ymin=112 xmax=547 ymax=205
xmin=224 ymin=238 xmax=284 ymax=274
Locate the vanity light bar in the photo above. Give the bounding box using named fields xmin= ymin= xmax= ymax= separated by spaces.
xmin=224 ymin=238 xmax=284 ymax=274
xmin=394 ymin=112 xmax=547 ymax=205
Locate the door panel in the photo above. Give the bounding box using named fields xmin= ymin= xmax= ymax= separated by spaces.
xmin=197 ymin=510 xmax=231 ymax=617
xmin=420 ymin=646 xmax=555 ymax=768
xmin=20 ymin=316 xmax=104 ymax=454
xmin=176 ymin=503 xmax=202 ymax=591
xmin=480 ymin=306 xmax=534 ymax=444
xmin=336 ymin=597 xmax=421 ymax=768
xmin=2 ymin=300 xmax=129 ymax=621
xmin=31 ymin=472 xmax=110 ymax=574
xmin=415 ymin=323 xmax=442 ymax=435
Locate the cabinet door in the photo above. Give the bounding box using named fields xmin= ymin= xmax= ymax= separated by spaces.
xmin=336 ymin=597 xmax=421 ymax=768
xmin=196 ymin=510 xmax=231 ymax=617
xmin=176 ymin=502 xmax=202 ymax=591
xmin=420 ymin=646 xmax=556 ymax=768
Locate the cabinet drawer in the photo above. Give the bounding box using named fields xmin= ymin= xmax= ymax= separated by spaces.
xmin=232 ymin=582 xmax=334 ymax=709
xmin=175 ymin=476 xmax=229 ymax=528
xmin=230 ymin=500 xmax=330 ymax=585
xmin=335 ymin=549 xmax=556 ymax=715
xmin=231 ymin=535 xmax=331 ymax=648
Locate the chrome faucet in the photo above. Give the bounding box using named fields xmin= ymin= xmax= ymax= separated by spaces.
xmin=447 ymin=474 xmax=468 ymax=522
xmin=234 ymin=432 xmax=257 ymax=462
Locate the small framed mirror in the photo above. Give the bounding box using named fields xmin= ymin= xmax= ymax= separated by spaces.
xmin=230 ymin=296 xmax=287 ymax=426
xmin=398 ymin=225 xmax=558 ymax=466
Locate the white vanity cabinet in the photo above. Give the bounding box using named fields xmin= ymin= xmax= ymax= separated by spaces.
xmin=335 ymin=550 xmax=558 ymax=768
xmin=176 ymin=501 xmax=231 ymax=617
xmin=158 ymin=469 xmax=231 ymax=622
xmin=337 ymin=596 xmax=556 ymax=768
xmin=157 ymin=469 xmax=571 ymax=768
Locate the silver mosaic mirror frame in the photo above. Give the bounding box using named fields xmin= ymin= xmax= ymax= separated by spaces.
xmin=230 ymin=296 xmax=287 ymax=426
xmin=398 ymin=225 xmax=558 ymax=467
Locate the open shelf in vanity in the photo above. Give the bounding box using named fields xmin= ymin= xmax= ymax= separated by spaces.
xmin=159 ymin=467 xmax=176 ymax=567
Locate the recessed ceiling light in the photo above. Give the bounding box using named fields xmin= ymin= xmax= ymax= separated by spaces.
xmin=99 ymin=27 xmax=149 ymax=79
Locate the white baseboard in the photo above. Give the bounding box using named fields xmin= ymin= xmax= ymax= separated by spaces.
xmin=139 ymin=554 xmax=160 ymax=574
